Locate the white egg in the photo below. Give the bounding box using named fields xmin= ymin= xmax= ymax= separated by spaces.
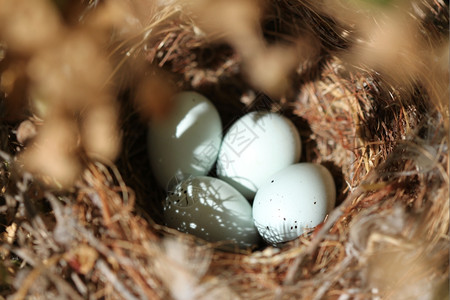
xmin=252 ymin=163 xmax=336 ymax=245
xmin=163 ymin=176 xmax=260 ymax=248
xmin=148 ymin=91 xmax=222 ymax=190
xmin=216 ymin=111 xmax=301 ymax=199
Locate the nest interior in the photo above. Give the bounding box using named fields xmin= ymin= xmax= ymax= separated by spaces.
xmin=0 ymin=0 xmax=448 ymax=299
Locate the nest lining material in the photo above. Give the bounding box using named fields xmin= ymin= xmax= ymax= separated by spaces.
xmin=0 ymin=0 xmax=449 ymax=299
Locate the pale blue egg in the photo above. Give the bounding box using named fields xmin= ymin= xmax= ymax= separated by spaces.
xmin=164 ymin=176 xmax=260 ymax=249
xmin=148 ymin=91 xmax=222 ymax=190
xmin=253 ymin=163 xmax=336 ymax=245
xmin=217 ymin=111 xmax=301 ymax=199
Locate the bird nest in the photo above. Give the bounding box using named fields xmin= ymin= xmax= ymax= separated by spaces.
xmin=0 ymin=0 xmax=448 ymax=299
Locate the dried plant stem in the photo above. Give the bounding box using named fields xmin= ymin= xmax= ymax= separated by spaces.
xmin=13 ymin=254 xmax=62 ymax=300
xmin=96 ymin=259 xmax=140 ymax=300
xmin=104 ymin=6 xmax=184 ymax=87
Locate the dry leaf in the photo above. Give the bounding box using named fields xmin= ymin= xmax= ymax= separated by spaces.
xmin=65 ymin=245 xmax=99 ymax=275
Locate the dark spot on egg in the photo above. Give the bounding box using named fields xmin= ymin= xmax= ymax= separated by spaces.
xmin=283 ymin=218 xmax=286 ymax=221
xmin=295 ymin=226 xmax=297 ymax=229
xmin=266 ymin=226 xmax=269 ymax=230
xmin=271 ymin=180 xmax=274 ymax=183
xmin=314 ymin=202 xmax=317 ymax=204
xmin=290 ymin=226 xmax=293 ymax=230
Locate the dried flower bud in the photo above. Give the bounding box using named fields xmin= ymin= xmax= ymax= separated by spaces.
xmin=134 ymin=74 xmax=175 ymax=121
xmin=21 ymin=115 xmax=81 ymax=188
xmin=81 ymin=103 xmax=121 ymax=161
xmin=27 ymin=31 xmax=112 ymax=114
xmin=0 ymin=0 xmax=63 ymax=54
xmin=244 ymin=45 xmax=297 ymax=98
xmin=16 ymin=120 xmax=37 ymax=145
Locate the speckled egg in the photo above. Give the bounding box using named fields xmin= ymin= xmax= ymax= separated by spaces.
xmin=163 ymin=176 xmax=260 ymax=248
xmin=216 ymin=111 xmax=301 ymax=199
xmin=148 ymin=91 xmax=222 ymax=190
xmin=252 ymin=163 xmax=336 ymax=245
